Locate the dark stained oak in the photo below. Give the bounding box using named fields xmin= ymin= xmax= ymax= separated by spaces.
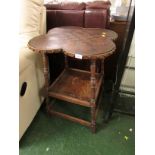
xmin=48 ymin=68 xmax=102 ymax=107
xmin=27 ymin=26 xmax=117 ymax=133
xmin=28 ymin=26 xmax=117 ymax=59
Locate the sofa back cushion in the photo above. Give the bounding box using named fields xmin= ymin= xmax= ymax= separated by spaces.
xmin=84 ymin=1 xmax=111 ymax=28
xmin=56 ymin=10 xmax=84 ymax=27
xmin=47 ymin=10 xmax=84 ymax=29
xmin=46 ymin=10 xmax=57 ymax=29
xmin=45 ymin=2 xmax=61 ymax=10
xmin=85 ymin=9 xmax=108 ymax=28
xmin=46 ymin=2 xmax=85 ymax=30
xmin=45 ymin=1 xmax=111 ymax=30
xmin=60 ymin=2 xmax=85 ymax=10
xmin=86 ymin=1 xmax=111 ymax=9
xmin=45 ymin=2 xmax=85 ymax=10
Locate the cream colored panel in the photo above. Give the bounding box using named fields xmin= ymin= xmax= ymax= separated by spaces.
xmin=19 ymin=31 xmax=39 ymax=49
xmin=19 ymin=52 xmax=44 ymax=140
xmin=19 ymin=0 xmax=45 ymax=140
xmin=34 ymin=54 xmax=44 ymax=102
xmin=19 ymin=32 xmax=40 ymax=73
xmin=40 ymin=6 xmax=46 ymax=35
xmin=121 ymin=68 xmax=135 ymax=89
xmin=128 ymin=31 xmax=135 ymax=57
xmin=127 ymin=32 xmax=135 ymax=67
xmin=19 ymin=64 xmax=42 ymax=139
xmin=19 ymin=48 xmax=36 ymax=74
xmin=126 ymin=56 xmax=135 ymax=68
xmin=32 ymin=0 xmax=44 ymax=6
xmin=19 ymin=48 xmax=44 ymax=99
xmin=20 ymin=0 xmax=42 ymax=34
xmin=120 ymin=31 xmax=135 ymax=92
xmin=120 ymin=84 xmax=135 ymax=93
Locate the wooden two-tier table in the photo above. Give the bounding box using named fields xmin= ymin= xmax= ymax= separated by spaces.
xmin=28 ymin=26 xmax=118 ymax=133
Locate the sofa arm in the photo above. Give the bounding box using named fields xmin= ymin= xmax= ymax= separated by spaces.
xmin=40 ymin=6 xmax=46 ymax=35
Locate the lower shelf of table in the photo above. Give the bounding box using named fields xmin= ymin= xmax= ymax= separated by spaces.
xmin=48 ymin=68 xmax=103 ymax=107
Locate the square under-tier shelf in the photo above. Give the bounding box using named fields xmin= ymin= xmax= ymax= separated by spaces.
xmin=48 ymin=68 xmax=103 ymax=107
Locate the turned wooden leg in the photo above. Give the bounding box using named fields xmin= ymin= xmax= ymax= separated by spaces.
xmin=90 ymin=105 xmax=96 ymax=133
xmin=90 ymin=59 xmax=96 ymax=133
xmin=42 ymin=52 xmax=50 ymax=111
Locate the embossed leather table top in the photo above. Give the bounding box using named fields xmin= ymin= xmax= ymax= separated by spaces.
xmin=28 ymin=26 xmax=118 ymax=59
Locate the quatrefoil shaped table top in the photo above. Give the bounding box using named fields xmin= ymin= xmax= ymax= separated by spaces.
xmin=28 ymin=26 xmax=118 ymax=59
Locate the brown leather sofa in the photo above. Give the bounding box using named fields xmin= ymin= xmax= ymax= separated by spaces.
xmin=45 ymin=1 xmax=111 ymax=31
xmin=44 ymin=1 xmax=116 ymax=82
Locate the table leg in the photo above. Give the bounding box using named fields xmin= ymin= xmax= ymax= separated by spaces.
xmin=90 ymin=59 xmax=96 ymax=133
xmin=42 ymin=53 xmax=50 ymax=110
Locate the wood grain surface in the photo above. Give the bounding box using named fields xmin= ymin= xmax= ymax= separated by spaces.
xmin=27 ymin=26 xmax=118 ymax=132
xmin=28 ymin=26 xmax=117 ymax=59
